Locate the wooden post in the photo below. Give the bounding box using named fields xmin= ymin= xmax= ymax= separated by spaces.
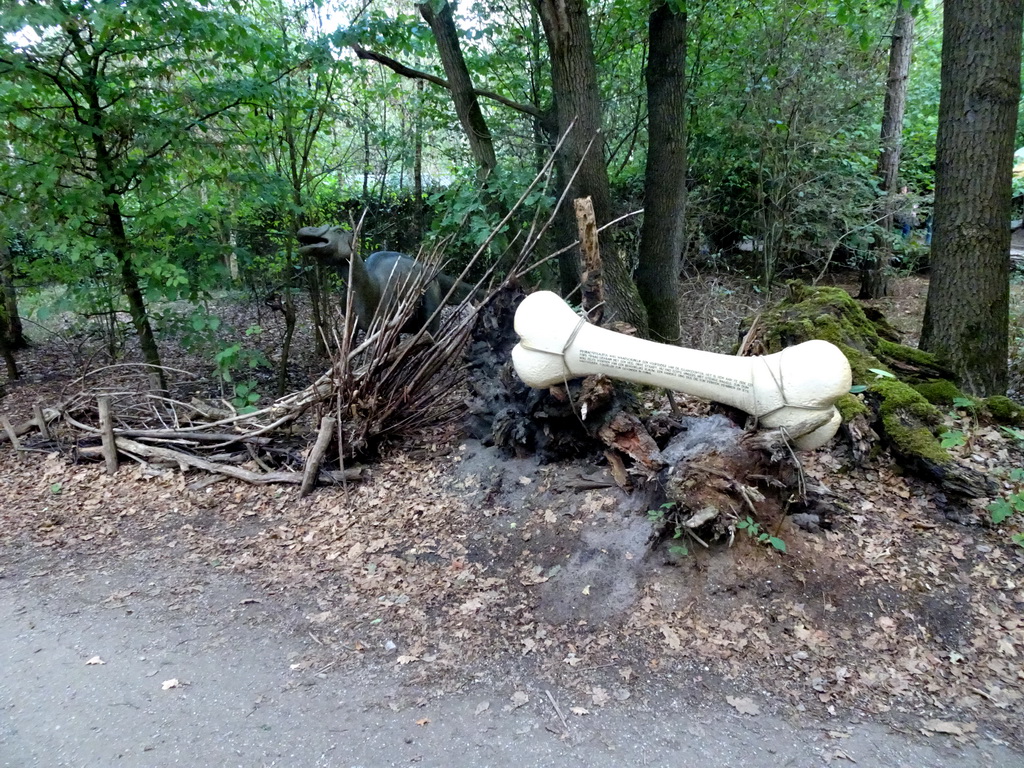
xmin=300 ymin=415 xmax=337 ymax=497
xmin=32 ymin=403 xmax=50 ymax=440
xmin=97 ymin=395 xmax=119 ymax=474
xmin=1 ymin=415 xmax=22 ymax=456
xmin=573 ymin=196 xmax=604 ymax=325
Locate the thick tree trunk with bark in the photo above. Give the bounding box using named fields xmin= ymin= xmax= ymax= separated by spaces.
xmin=0 ymin=228 xmax=26 ymax=372
xmin=636 ymin=2 xmax=687 ymax=344
xmin=534 ymin=0 xmax=648 ymax=335
xmin=861 ymin=1 xmax=914 ymax=300
xmin=920 ymin=0 xmax=1023 ymax=395
xmin=417 ymin=1 xmax=497 ymax=178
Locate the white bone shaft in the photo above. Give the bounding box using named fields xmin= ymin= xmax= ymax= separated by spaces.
xmin=511 ymin=291 xmax=852 ymax=450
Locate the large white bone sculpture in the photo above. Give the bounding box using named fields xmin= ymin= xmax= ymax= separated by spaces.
xmin=511 ymin=291 xmax=852 ymax=450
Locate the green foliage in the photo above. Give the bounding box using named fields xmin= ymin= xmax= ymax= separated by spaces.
xmin=735 ymin=516 xmax=787 ymax=553
xmin=0 ymin=0 xmax=955 ymax=376
xmin=160 ymin=306 xmax=268 ymax=386
xmin=647 ymin=503 xmax=690 ymax=558
xmin=427 ymin=166 xmax=555 ymax=274
xmin=685 ymin=0 xmax=894 ymax=283
xmin=231 ymin=379 xmax=262 ymax=413
xmin=940 ymin=397 xmax=978 ymax=450
xmin=988 ymin=462 xmax=1024 ymax=549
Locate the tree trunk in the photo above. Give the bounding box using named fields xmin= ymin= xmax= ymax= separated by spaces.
xmin=636 ymin=2 xmax=687 ymax=344
xmin=534 ymin=0 xmax=649 ymax=334
xmin=861 ymin=1 xmax=915 ymax=300
xmin=414 ymin=81 xmax=425 ymax=239
xmin=0 ymin=227 xmax=27 ymax=352
xmin=417 ymin=1 xmax=497 ymax=179
xmin=0 ymin=232 xmax=19 ymax=377
xmin=277 ymin=286 xmax=296 ymax=397
xmin=920 ymin=0 xmax=1023 ymax=396
xmin=106 ymin=200 xmax=166 ymax=392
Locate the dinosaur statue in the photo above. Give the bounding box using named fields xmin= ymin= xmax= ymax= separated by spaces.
xmin=296 ymin=225 xmax=474 ymax=335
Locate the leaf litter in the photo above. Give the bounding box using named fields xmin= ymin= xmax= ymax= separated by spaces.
xmin=2 ymin=280 xmax=1023 ymax=748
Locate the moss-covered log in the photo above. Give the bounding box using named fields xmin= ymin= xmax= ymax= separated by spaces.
xmin=742 ymin=283 xmax=1006 ymax=499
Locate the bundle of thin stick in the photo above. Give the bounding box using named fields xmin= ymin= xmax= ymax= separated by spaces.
xmin=3 ymin=146 xmax=570 ymax=495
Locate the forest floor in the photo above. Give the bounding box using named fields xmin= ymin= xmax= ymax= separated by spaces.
xmin=2 ymin=271 xmax=1024 ymax=766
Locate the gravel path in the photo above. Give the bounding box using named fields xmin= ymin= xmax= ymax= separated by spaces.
xmin=2 ymin=556 xmax=1020 ymax=768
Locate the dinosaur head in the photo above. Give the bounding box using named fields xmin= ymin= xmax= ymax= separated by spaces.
xmin=297 ymin=225 xmax=355 ymax=267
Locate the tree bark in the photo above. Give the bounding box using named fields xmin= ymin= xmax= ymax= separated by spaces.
xmin=417 ymin=1 xmax=497 ymax=179
xmin=534 ymin=0 xmax=648 ymax=334
xmin=636 ymin=2 xmax=687 ymax=344
xmin=106 ymin=199 xmax=166 ymax=393
xmin=920 ymin=0 xmax=1023 ymax=395
xmin=860 ymin=1 xmax=915 ymax=300
xmin=0 ymin=228 xmax=26 ymax=351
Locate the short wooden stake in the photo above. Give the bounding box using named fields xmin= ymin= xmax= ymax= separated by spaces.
xmin=300 ymin=415 xmax=336 ymax=497
xmin=1 ymin=415 xmax=22 ymax=455
xmin=33 ymin=403 xmax=51 ymax=440
xmin=97 ymin=395 xmax=119 ymax=474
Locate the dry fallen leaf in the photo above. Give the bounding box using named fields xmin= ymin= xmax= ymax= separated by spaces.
xmin=920 ymin=719 xmax=976 ymax=737
xmin=85 ymin=656 xmax=105 ymax=666
xmin=590 ymin=687 xmax=610 ymax=707
xmin=727 ymin=696 xmax=760 ymax=716
xmin=475 ymin=701 xmax=490 ymax=716
xmin=570 ymin=707 xmax=590 ymax=716
xmin=161 ymin=678 xmax=180 ymax=690
xmin=396 ymin=655 xmax=419 ymax=665
xmin=416 ymin=718 xmax=430 ymax=726
xmin=660 ymin=625 xmax=681 ymax=651
xmin=510 ymin=691 xmax=529 ymax=709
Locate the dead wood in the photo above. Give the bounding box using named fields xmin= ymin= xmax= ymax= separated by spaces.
xmin=574 ymin=196 xmax=604 ymax=324
xmin=741 ymin=282 xmax=1003 ymax=501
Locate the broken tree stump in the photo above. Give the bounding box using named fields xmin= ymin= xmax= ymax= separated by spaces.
xmin=740 ymin=282 xmax=999 ymax=501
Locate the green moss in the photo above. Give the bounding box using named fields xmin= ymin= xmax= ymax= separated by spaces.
xmin=984 ymin=395 xmax=1024 ymax=426
xmin=870 ymin=378 xmax=949 ymax=464
xmin=913 ymin=378 xmax=966 ymax=406
xmin=836 ymin=393 xmax=870 ymax=422
xmin=876 ymin=339 xmax=943 ymax=369
xmin=744 ymin=284 xmax=974 ymax=466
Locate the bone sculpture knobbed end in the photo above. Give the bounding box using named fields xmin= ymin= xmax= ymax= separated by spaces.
xmin=511 ymin=291 xmax=852 ymax=450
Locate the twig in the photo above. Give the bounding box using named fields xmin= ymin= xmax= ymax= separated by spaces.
xmin=544 ymin=690 xmax=570 ymax=733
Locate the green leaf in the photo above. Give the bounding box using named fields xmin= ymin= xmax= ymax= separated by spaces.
xmin=768 ymin=537 xmax=787 ymax=553
xmin=940 ymin=430 xmax=966 ymax=449
xmin=989 ymin=499 xmax=1015 ymax=525
xmin=868 ymin=368 xmax=896 ymax=379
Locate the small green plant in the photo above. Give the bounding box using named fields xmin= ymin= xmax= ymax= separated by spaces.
xmin=647 ymin=502 xmax=690 ymax=557
xmin=231 ymin=379 xmax=261 ymax=414
xmin=940 ymin=428 xmax=966 ymax=449
xmin=736 ymin=516 xmax=787 ymax=553
xmin=1000 ymin=425 xmax=1024 ymax=442
xmin=940 ymin=397 xmax=978 ymax=449
xmin=984 ymin=423 xmax=1024 ymax=547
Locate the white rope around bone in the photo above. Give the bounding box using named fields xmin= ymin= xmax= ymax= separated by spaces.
xmin=511 ymin=291 xmax=852 ymax=450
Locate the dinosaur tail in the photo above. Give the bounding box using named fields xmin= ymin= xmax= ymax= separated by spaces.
xmin=437 ymin=272 xmax=479 ymax=304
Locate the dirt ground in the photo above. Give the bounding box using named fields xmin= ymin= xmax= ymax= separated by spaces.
xmin=2 ymin=274 xmax=1024 ymax=765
